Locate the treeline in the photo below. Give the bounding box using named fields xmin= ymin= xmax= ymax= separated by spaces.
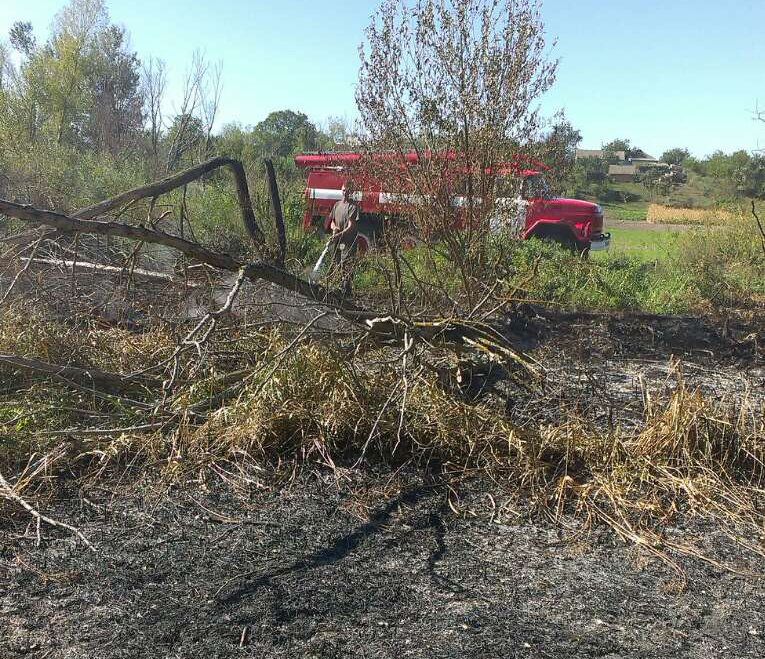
xmin=2 ymin=0 xmax=761 ymax=223
xmin=683 ymin=150 xmax=765 ymax=198
xmin=569 ymin=137 xmax=765 ymax=202
xmin=0 ymin=0 xmax=350 ymax=217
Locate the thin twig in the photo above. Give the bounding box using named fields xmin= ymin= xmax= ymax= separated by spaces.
xmin=0 ymin=234 xmax=45 ymax=306
xmin=0 ymin=470 xmax=96 ymax=552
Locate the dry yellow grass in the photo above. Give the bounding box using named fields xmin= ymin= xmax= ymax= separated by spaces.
xmin=3 ymin=304 xmax=765 ymax=574
xmin=646 ymin=204 xmax=735 ymax=226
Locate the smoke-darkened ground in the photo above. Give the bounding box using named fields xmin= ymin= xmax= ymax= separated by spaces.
xmin=2 ymin=470 xmax=765 ymax=659
xmin=1 ymin=307 xmax=764 ymax=659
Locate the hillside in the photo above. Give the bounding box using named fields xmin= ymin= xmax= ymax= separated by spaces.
xmin=578 ymin=171 xmax=740 ymax=223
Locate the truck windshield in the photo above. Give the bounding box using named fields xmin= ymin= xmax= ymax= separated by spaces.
xmin=494 ymin=176 xmax=521 ymax=199
xmin=521 ymin=175 xmax=550 ymax=199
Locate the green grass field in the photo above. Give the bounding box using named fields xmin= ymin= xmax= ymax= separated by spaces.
xmin=601 ymin=201 xmax=648 ymax=222
xmin=594 ymin=226 xmax=682 ymax=261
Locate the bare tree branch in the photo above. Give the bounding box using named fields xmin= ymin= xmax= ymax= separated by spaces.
xmin=0 ymin=469 xmax=96 ymax=552
xmin=751 ymin=200 xmax=765 ymax=259
xmin=0 ymin=199 xmax=542 ymax=380
xmin=0 ymin=353 xmax=159 ymax=391
xmin=264 ymin=158 xmax=287 ymax=267
xmin=21 ymin=257 xmax=199 ymax=287
xmin=72 ymin=157 xmax=265 ymax=247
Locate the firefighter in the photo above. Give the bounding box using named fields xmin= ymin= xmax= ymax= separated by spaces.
xmin=330 ymin=181 xmax=360 ymax=246
xmin=328 ymin=181 xmax=360 ymax=296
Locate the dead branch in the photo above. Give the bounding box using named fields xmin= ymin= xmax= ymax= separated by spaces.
xmin=0 ymin=353 xmax=159 ymax=392
xmin=161 ymin=268 xmax=249 ymax=394
xmin=264 ymin=158 xmax=287 ymax=267
xmin=751 ymin=200 xmax=765 ymax=259
xmin=72 ymin=157 xmax=265 ymax=247
xmin=0 ymin=233 xmax=46 ymax=306
xmin=0 ymin=470 xmax=96 ymax=552
xmin=0 ymin=199 xmax=542 ymax=381
xmin=20 ymin=257 xmax=199 ymax=287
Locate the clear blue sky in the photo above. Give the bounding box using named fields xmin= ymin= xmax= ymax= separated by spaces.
xmin=2 ymin=0 xmax=764 ymax=158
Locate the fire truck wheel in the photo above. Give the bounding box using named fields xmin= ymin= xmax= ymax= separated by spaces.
xmin=354 ymin=231 xmax=374 ymax=255
xmin=540 ymin=232 xmax=577 ymax=254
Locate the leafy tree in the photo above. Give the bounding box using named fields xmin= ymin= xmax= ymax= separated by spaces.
xmin=9 ymin=21 xmax=36 ymax=57
xmin=5 ymin=0 xmax=143 ymax=151
xmin=574 ymin=156 xmax=607 ymax=185
xmin=51 ymin=0 xmax=108 ymax=44
xmin=356 ymin=0 xmax=558 ymax=288
xmin=251 ymin=110 xmax=321 ymax=159
xmin=602 ymin=138 xmax=630 ymax=162
xmin=84 ymin=25 xmax=143 ymax=153
xmin=628 ymin=147 xmax=650 ymax=159
xmin=538 ymin=114 xmax=581 ymax=193
xmin=661 ymin=147 xmax=690 ymax=165
xmin=703 ymin=149 xmax=749 ymax=182
xmin=734 ymin=154 xmax=765 ymax=198
xmin=0 ymin=41 xmax=11 ymax=90
xmin=217 ymin=122 xmax=253 ymax=163
xmin=323 ymin=115 xmax=353 ymax=148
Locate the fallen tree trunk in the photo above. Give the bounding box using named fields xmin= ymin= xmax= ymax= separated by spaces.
xmin=0 ymin=199 xmax=542 ymax=381
xmin=0 ymin=353 xmax=159 ymax=392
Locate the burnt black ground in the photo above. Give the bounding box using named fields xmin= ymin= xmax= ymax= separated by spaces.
xmin=2 ymin=469 xmax=765 ymax=659
xmin=2 ymin=311 xmax=764 ymax=658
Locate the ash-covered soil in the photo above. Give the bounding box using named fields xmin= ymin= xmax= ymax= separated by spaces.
xmin=1 ymin=288 xmax=764 ymax=657
xmin=498 ymin=307 xmax=765 ymax=427
xmin=2 ymin=471 xmax=764 ymax=659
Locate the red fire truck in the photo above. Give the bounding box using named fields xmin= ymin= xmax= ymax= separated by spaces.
xmin=294 ymin=151 xmax=610 ymax=254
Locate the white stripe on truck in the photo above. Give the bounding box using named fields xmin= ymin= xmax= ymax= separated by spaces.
xmin=309 ymin=189 xmax=513 ymax=207
xmin=309 ymin=188 xmax=362 ymax=201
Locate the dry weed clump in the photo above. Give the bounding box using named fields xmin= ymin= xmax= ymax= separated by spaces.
xmin=127 ymin=344 xmax=765 ymax=553
xmin=2 ymin=308 xmax=764 ymax=569
xmin=646 ymin=204 xmax=734 ymax=226
xmin=0 ymin=303 xmax=174 ymax=378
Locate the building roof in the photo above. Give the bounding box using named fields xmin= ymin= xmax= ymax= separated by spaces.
xmin=576 ymin=149 xmax=626 ymax=161
xmin=608 ymin=165 xmax=637 ymax=175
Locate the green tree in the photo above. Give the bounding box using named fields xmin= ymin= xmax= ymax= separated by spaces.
xmin=575 ymin=156 xmax=608 ymax=185
xmin=704 ymin=149 xmax=750 ymax=181
xmin=251 ymin=110 xmax=321 ymax=159
xmin=734 ymin=154 xmax=765 ymax=198
xmin=6 ymin=0 xmax=141 ymax=150
xmin=8 ymin=21 xmax=36 ymax=57
xmin=539 ymin=115 xmax=581 ymax=193
xmin=661 ymin=147 xmax=690 ymax=165
xmin=602 ymin=138 xmax=630 ymax=162
xmin=0 ymin=41 xmax=11 ymax=91
xmin=357 ymin=0 xmax=558 ymax=303
xmin=84 ymin=25 xmax=143 ymax=153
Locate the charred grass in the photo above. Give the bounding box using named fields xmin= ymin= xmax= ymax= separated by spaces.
xmin=1 ymin=301 xmax=764 ymax=574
